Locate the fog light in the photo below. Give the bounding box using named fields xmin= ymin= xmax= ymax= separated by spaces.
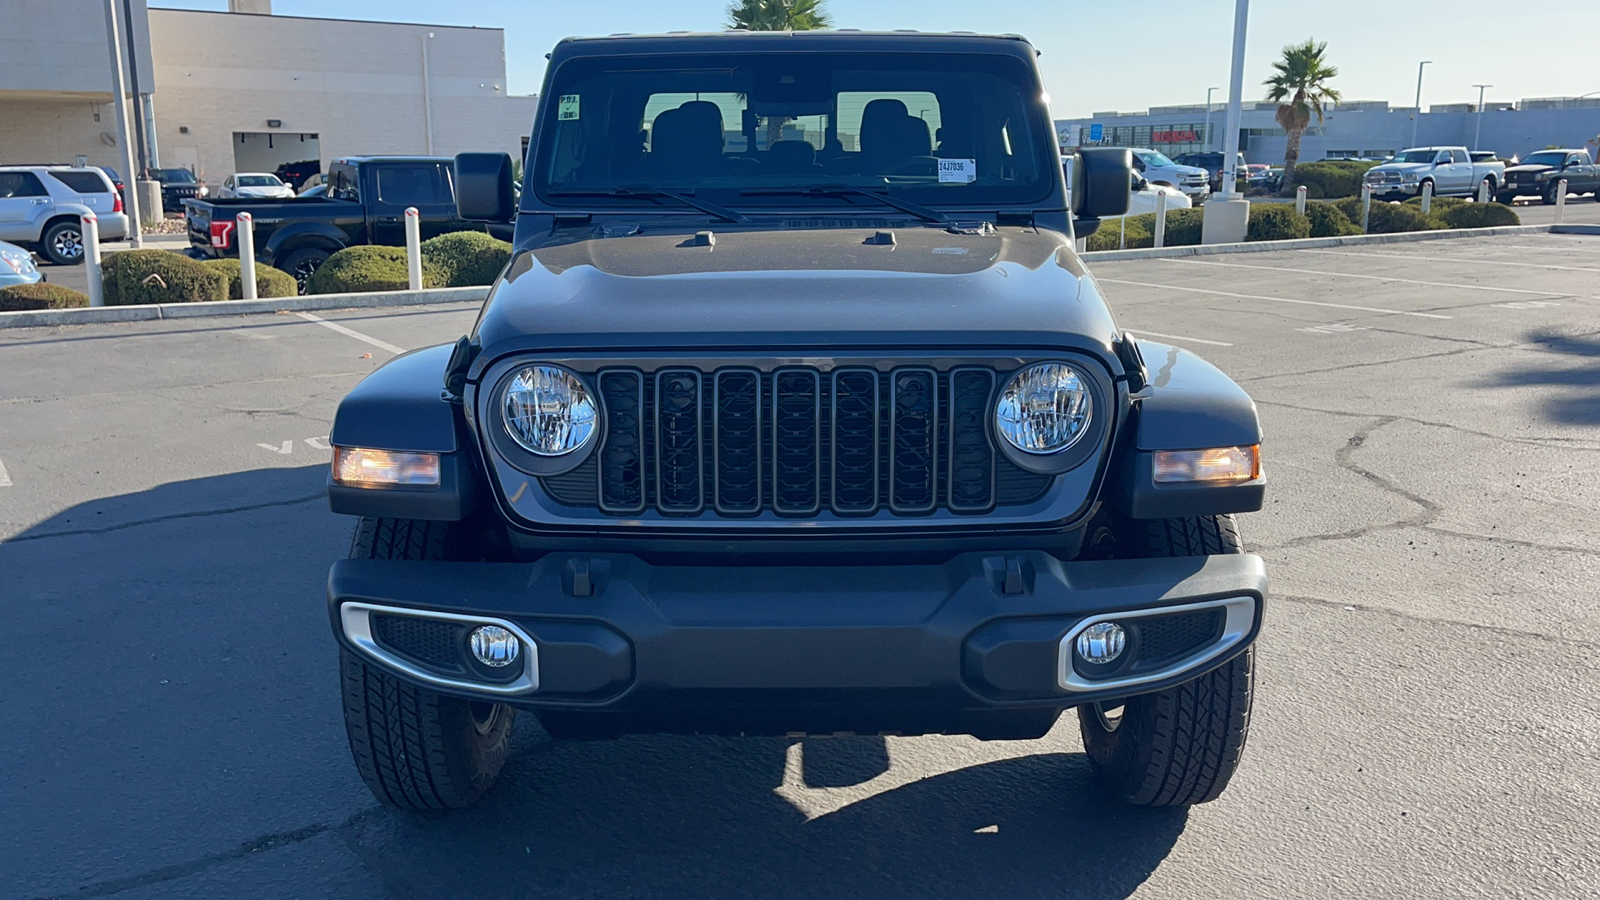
xmin=1075 ymin=622 xmax=1126 ymax=665
xmin=1152 ymin=445 xmax=1260 ymax=484
xmin=469 ymin=625 xmax=520 ymax=668
xmin=333 ymin=447 xmax=441 ymax=487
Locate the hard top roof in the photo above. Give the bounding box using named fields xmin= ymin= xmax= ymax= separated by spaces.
xmin=549 ymin=30 xmax=1036 ymax=61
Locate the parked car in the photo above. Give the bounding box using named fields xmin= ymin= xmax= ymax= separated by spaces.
xmin=1172 ymin=151 xmax=1249 ymax=191
xmin=275 ymin=159 xmax=322 ymax=192
xmin=322 ymin=33 xmax=1268 ymax=814
xmin=1362 ymin=147 xmax=1505 ymax=200
xmin=185 ymin=155 xmax=500 ymax=291
xmin=1498 ymin=149 xmax=1600 ymax=205
xmin=1117 ymin=148 xmax=1211 ymax=199
xmin=217 ymin=173 xmax=295 ymax=199
xmin=0 ymin=239 xmax=44 ymax=288
xmin=98 ymin=166 xmax=127 ymax=206
xmin=149 ymin=167 xmax=207 ymax=210
xmin=0 ymin=165 xmax=128 ymax=264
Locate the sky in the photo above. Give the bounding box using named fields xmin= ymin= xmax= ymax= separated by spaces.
xmin=152 ymin=0 xmax=1599 ymax=118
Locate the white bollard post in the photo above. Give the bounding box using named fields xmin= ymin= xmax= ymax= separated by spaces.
xmin=1555 ymin=180 xmax=1568 ymax=223
xmin=404 ymin=207 xmax=423 ymax=290
xmin=1154 ymin=190 xmax=1169 ymax=249
xmin=236 ymin=212 xmax=257 ymax=300
xmin=1420 ymin=181 xmax=1433 ymax=215
xmin=1295 ymin=185 xmax=1307 ymax=216
xmin=1360 ymin=185 xmax=1373 ymax=233
xmin=81 ymin=213 xmax=104 ymax=308
xmin=1478 ymin=180 xmax=1491 ymax=204
xmin=1119 ymin=215 xmax=1126 ymax=250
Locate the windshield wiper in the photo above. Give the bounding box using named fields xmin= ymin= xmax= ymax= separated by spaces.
xmin=739 ymin=184 xmax=951 ymax=225
xmin=549 ymin=186 xmax=752 ymax=224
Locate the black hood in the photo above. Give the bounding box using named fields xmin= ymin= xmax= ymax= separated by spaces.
xmin=470 ymin=224 xmax=1121 ymax=365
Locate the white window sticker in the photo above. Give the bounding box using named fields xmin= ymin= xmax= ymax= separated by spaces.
xmin=558 ymin=95 xmax=580 ymax=121
xmin=938 ymin=158 xmax=977 ymax=184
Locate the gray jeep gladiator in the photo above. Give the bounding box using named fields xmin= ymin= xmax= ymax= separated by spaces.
xmin=324 ymin=31 xmax=1267 ymax=811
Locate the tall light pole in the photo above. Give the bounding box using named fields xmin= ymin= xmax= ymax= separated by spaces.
xmin=102 ymin=0 xmax=142 ymax=246
xmin=1219 ymin=0 xmax=1250 ymax=197
xmin=1204 ymin=86 xmax=1219 ymax=151
xmin=1410 ymin=60 xmax=1432 ymax=149
xmin=1472 ymin=84 xmax=1492 ymax=151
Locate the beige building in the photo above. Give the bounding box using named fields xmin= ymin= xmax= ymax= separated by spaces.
xmin=1 ymin=0 xmax=538 ymax=188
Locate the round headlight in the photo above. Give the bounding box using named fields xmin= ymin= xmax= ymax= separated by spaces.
xmin=502 ymin=365 xmax=597 ymax=456
xmin=995 ymin=363 xmax=1092 ymax=454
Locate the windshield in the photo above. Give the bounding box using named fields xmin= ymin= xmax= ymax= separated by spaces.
xmin=1135 ymin=150 xmax=1177 ymax=168
xmin=1523 ymin=151 xmax=1568 ymax=167
xmin=153 ymin=168 xmax=197 ymax=183
xmin=1392 ymin=150 xmax=1441 ymax=164
xmin=237 ymin=175 xmax=283 ymax=187
xmin=533 ymin=51 xmax=1053 ymax=209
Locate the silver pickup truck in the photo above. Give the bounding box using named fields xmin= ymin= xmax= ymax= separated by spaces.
xmin=1363 ymin=146 xmax=1506 ymax=200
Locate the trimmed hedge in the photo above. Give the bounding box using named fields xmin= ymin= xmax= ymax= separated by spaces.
xmin=1290 ymin=160 xmax=1379 ymax=199
xmin=1084 ymin=208 xmax=1205 ymax=251
xmin=1438 ymin=202 xmax=1521 ymax=229
xmin=1305 ymin=200 xmax=1362 ymax=237
xmin=421 ymin=231 xmax=512 ymax=287
xmin=1246 ymin=205 xmax=1311 ymax=242
xmin=306 ymin=246 xmax=441 ymax=295
xmin=201 ymin=258 xmax=297 ymax=299
xmin=0 ymin=282 xmax=91 ymax=311
xmin=101 ymin=250 xmax=228 ymax=305
xmin=1162 ymin=208 xmax=1206 ymax=246
xmin=1334 ymin=198 xmax=1439 ymax=234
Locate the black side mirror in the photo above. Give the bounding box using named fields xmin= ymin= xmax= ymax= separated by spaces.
xmin=1074 ymin=148 xmax=1133 ymax=220
xmin=1132 ymin=175 xmax=1149 ymax=192
xmin=455 ymin=152 xmax=515 ymax=223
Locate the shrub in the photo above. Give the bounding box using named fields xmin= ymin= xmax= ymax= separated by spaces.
xmin=1334 ymin=198 xmax=1440 ymax=234
xmin=306 ymin=245 xmax=441 ymax=295
xmin=1290 ymin=160 xmax=1379 ymax=199
xmin=1304 ymin=201 xmax=1361 ymax=237
xmin=1163 ymin=207 xmax=1206 ymax=246
xmin=1086 ymin=214 xmax=1153 ymax=251
xmin=100 ymin=249 xmax=228 ymax=305
xmin=421 ymin=231 xmax=512 ymax=287
xmin=1438 ymin=203 xmax=1521 ymax=229
xmin=201 ymin=258 xmax=297 ymax=299
xmin=0 ymin=282 xmax=91 ymax=311
xmin=1246 ymin=204 xmax=1311 ymax=242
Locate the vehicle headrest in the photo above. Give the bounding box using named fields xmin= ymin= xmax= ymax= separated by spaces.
xmin=652 ymin=101 xmax=725 ymax=168
xmin=767 ymin=140 xmax=816 ymax=168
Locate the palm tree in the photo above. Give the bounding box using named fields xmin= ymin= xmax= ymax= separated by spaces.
xmin=727 ymin=0 xmax=832 ymax=146
xmin=1264 ymin=39 xmax=1341 ymax=192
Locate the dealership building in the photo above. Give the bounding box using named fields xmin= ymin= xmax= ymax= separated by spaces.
xmin=1 ymin=0 xmax=538 ymax=189
xmin=1057 ymin=98 xmax=1600 ymax=163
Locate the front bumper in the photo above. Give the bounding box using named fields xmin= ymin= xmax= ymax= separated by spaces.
xmin=329 ymin=550 xmax=1266 ymax=732
xmin=1178 ymin=183 xmax=1212 ymax=197
xmin=1368 ymin=182 xmax=1417 ymax=198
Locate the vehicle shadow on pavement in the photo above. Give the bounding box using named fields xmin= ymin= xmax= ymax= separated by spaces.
xmin=1481 ymin=328 xmax=1600 ymax=425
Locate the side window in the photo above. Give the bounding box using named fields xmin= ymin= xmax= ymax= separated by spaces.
xmin=376 ymin=165 xmax=446 ymax=205
xmin=1570 ymin=155 xmax=1586 ymax=167
xmin=1451 ymin=149 xmax=1469 ymax=164
xmin=46 ymin=171 xmax=110 ymax=193
xmin=0 ymin=172 xmax=49 ymax=198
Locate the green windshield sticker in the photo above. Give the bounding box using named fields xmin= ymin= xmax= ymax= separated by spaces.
xmin=558 ymin=95 xmax=580 ymax=121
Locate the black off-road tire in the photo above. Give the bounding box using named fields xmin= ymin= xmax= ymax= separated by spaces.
xmin=339 ymin=517 xmax=515 ymax=810
xmin=1078 ymin=515 xmax=1255 ymax=807
xmin=1543 ymin=183 xmax=1562 ymax=205
xmin=278 ymin=247 xmax=331 ymax=295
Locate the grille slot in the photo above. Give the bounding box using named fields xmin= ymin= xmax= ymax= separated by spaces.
xmin=371 ymin=614 xmax=465 ymax=673
xmin=772 ymin=368 xmax=822 ymax=514
xmin=714 ymin=369 xmax=763 ymax=514
xmin=1136 ymin=609 xmax=1226 ymax=665
xmin=947 ymin=368 xmax=996 ymax=511
xmin=598 ymin=370 xmax=645 ymax=513
xmin=830 ymin=369 xmax=880 ymax=514
xmin=655 ymin=369 xmax=704 ymax=514
xmin=890 ymin=368 xmax=938 ymax=513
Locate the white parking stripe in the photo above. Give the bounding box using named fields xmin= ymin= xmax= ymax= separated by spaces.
xmin=1160 ymin=257 xmax=1563 ymax=295
xmin=1099 ymin=279 xmax=1454 ymax=319
xmin=1126 ymin=329 xmax=1234 ymax=347
xmin=1299 ymin=248 xmax=1600 ymax=273
xmin=0 ymin=458 xmax=11 ymax=488
xmin=294 ymin=312 xmax=405 ymax=355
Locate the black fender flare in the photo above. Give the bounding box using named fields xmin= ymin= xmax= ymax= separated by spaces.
xmin=1107 ymin=340 xmax=1265 ymax=520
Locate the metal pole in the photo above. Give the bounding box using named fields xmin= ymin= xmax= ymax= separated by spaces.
xmin=1555 ymin=179 xmax=1568 ymax=223
xmin=103 ymin=0 xmax=142 ymax=247
xmin=419 ymin=33 xmax=435 ymax=155
xmin=1204 ymin=87 xmax=1218 ymax=151
xmin=1219 ymin=0 xmax=1250 ymax=199
xmin=1154 ymin=190 xmax=1169 ymax=248
xmin=121 ymin=0 xmax=147 ymax=174
xmin=405 ymin=207 xmax=423 ymax=289
xmin=1420 ymin=180 xmax=1433 ymax=215
xmin=1472 ymin=84 xmax=1492 ymax=152
xmin=1411 ymin=61 xmax=1432 ymax=149
xmin=1296 ymin=185 xmax=1307 ymax=215
xmin=237 ymin=212 xmax=257 ymax=300
xmin=1361 ymin=184 xmax=1373 ymax=232
xmin=82 ymin=214 xmax=104 ymax=307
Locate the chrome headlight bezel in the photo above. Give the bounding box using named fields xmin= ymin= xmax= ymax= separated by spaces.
xmin=992 ymin=360 xmax=1110 ymax=476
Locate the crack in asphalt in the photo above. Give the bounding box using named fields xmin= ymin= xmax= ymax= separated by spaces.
xmin=3 ymin=492 xmax=326 ymax=544
xmin=1276 ymin=593 xmax=1600 ymax=652
xmin=1254 ymin=399 xmax=1600 ymax=451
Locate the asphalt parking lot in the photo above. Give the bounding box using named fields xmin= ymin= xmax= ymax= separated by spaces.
xmin=3 ymin=233 xmax=1599 ymax=899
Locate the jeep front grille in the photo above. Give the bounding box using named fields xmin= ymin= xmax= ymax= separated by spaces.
xmin=545 ymin=365 xmax=1054 ymax=517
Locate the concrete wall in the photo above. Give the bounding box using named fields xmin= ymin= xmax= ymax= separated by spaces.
xmin=146 ymin=9 xmax=538 ymax=185
xmin=0 ymin=0 xmax=155 ymax=95
xmin=0 ymin=97 xmax=130 ymax=169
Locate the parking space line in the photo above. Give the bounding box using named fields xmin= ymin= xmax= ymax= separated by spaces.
xmin=293 ymin=312 xmax=405 ymax=355
xmin=1099 ymin=279 xmax=1454 ymax=319
xmin=1126 ymin=329 xmax=1233 ymax=347
xmin=1160 ymin=258 xmax=1563 ymax=295
xmin=0 ymin=457 xmax=11 ymax=488
xmin=1299 ymin=248 xmax=1600 ymax=273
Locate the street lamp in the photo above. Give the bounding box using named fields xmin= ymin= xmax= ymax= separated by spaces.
xmin=1219 ymin=0 xmax=1250 ymax=197
xmin=1203 ymin=86 xmax=1219 ymax=150
xmin=1410 ymin=60 xmax=1432 ymax=148
xmin=1472 ymin=83 xmax=1492 ymax=151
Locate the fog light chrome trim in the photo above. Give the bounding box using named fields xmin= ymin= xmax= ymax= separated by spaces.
xmin=340 ymin=602 xmax=539 ymax=695
xmin=1056 ymin=596 xmax=1256 ymax=693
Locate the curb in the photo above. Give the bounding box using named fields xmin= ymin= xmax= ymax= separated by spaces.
xmin=0 ymin=286 xmax=490 ymax=329
xmin=1082 ymin=224 xmax=1559 ymax=261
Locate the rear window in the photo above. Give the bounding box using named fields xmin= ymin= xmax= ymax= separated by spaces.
xmin=47 ymin=171 xmax=111 ymax=193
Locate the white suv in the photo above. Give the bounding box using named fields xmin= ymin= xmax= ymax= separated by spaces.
xmin=0 ymin=166 xmax=129 ymax=265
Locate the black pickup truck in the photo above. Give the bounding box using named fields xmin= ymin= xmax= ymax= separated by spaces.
xmin=184 ymin=155 xmax=500 ymax=290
